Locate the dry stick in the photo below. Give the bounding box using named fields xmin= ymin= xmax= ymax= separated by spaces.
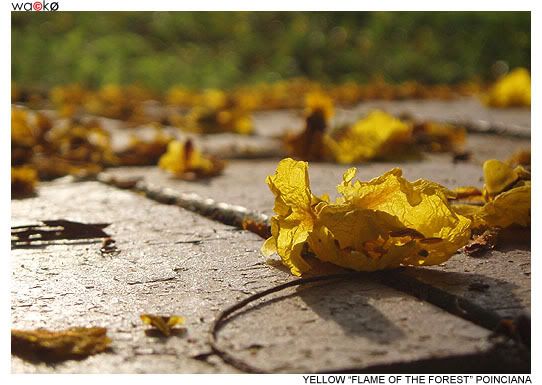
xmin=95 ymin=173 xmax=524 ymax=372
xmin=209 ymin=272 xmax=361 ymax=373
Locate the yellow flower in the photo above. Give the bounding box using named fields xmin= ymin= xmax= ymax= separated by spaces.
xmin=158 ymin=139 xmax=224 ymax=179
xmin=12 ymin=166 xmax=38 ymax=198
xmin=262 ymin=158 xmax=471 ymax=276
xmin=304 ymin=92 xmax=335 ymax=121
xmin=11 ymin=327 xmax=110 ymax=360
xmin=327 ymin=110 xmax=414 ymax=164
xmin=484 ymin=68 xmax=531 ymax=108
xmin=482 ymin=159 xmax=529 ymax=198
xmin=261 ymin=159 xmax=321 ymax=275
xmin=140 ymin=314 xmax=185 ymax=337
xmin=453 ymin=159 xmax=530 ymax=229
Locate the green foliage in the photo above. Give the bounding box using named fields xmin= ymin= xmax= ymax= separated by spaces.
xmin=11 ymin=12 xmax=530 ymax=91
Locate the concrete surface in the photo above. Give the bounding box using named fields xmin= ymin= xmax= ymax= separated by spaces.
xmin=11 ymin=100 xmax=530 ymax=373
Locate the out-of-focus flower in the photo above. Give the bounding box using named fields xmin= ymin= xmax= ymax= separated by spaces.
xmin=484 ymin=68 xmax=531 ymax=108
xmin=506 ymin=148 xmax=530 ymax=168
xmin=412 ymin=121 xmax=466 ymax=153
xmin=182 ymin=105 xmax=253 ymax=135
xmin=11 ymin=166 xmax=38 ymax=198
xmin=284 ymin=92 xmax=335 ymax=161
xmin=327 ymin=110 xmax=415 ymax=163
xmin=158 ymin=139 xmax=225 ymax=179
xmin=262 ymin=158 xmax=471 ymax=276
xmin=114 ymin=130 xmax=172 ymax=166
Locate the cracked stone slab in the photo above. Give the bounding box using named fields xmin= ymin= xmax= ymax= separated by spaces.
xmin=12 ymin=181 xmax=499 ymax=373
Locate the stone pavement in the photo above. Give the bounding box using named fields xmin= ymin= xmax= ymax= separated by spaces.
xmin=11 ymin=99 xmax=531 ymax=373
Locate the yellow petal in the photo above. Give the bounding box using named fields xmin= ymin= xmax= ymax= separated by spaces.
xmin=140 ymin=314 xmax=185 ymax=337
xmin=483 ymin=159 xmax=520 ymax=196
xmin=330 ymin=111 xmax=414 ymax=163
xmin=263 ymin=159 xmax=472 ymax=275
xmin=484 ymin=68 xmax=531 ymax=108
xmin=479 ymin=183 xmax=531 ymax=228
xmin=262 ymin=158 xmax=316 ymax=275
xmin=11 ymin=327 xmax=110 ymax=360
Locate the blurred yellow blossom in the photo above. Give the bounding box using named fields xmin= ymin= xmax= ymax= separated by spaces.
xmin=327 ymin=110 xmax=414 ymax=163
xmin=158 ymin=139 xmax=225 ymax=179
xmin=484 ymin=68 xmax=531 ymax=108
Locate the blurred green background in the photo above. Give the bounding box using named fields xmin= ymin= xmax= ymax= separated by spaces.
xmin=11 ymin=11 xmax=530 ymax=91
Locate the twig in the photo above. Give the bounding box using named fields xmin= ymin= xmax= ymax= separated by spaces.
xmin=209 ymin=272 xmax=362 ymax=373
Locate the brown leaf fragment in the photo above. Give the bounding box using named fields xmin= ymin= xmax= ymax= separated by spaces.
xmin=140 ymin=314 xmax=185 ymax=337
xmin=462 ymin=227 xmax=501 ymax=257
xmin=11 ymin=327 xmax=111 ymax=362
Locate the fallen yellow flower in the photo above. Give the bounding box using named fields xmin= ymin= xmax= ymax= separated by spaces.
xmin=140 ymin=314 xmax=185 ymax=337
xmin=158 ymin=139 xmax=225 ymax=180
xmin=262 ymin=158 xmax=471 ymax=276
xmin=453 ymin=159 xmax=530 ymax=229
xmin=284 ymin=92 xmax=335 ymax=161
xmin=327 ymin=110 xmax=415 ymax=163
xmin=484 ymin=68 xmax=531 ymax=108
xmin=11 ymin=327 xmax=110 ymax=361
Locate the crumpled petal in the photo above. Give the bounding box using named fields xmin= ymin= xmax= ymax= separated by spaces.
xmin=483 ymin=159 xmax=527 ymax=196
xmin=479 ymin=183 xmax=531 ymax=228
xmin=262 ymin=158 xmax=472 ymax=276
xmin=452 ymin=159 xmax=531 ymax=229
xmin=262 ymin=158 xmax=316 ymax=275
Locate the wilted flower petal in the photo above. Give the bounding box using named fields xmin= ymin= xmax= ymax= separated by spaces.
xmin=263 ymin=158 xmax=472 ymax=276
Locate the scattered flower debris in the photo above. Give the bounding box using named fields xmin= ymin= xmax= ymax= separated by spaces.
xmin=462 ymin=227 xmax=501 ymax=257
xmin=11 ymin=327 xmax=111 ymax=361
xmin=140 ymin=314 xmax=185 ymax=337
